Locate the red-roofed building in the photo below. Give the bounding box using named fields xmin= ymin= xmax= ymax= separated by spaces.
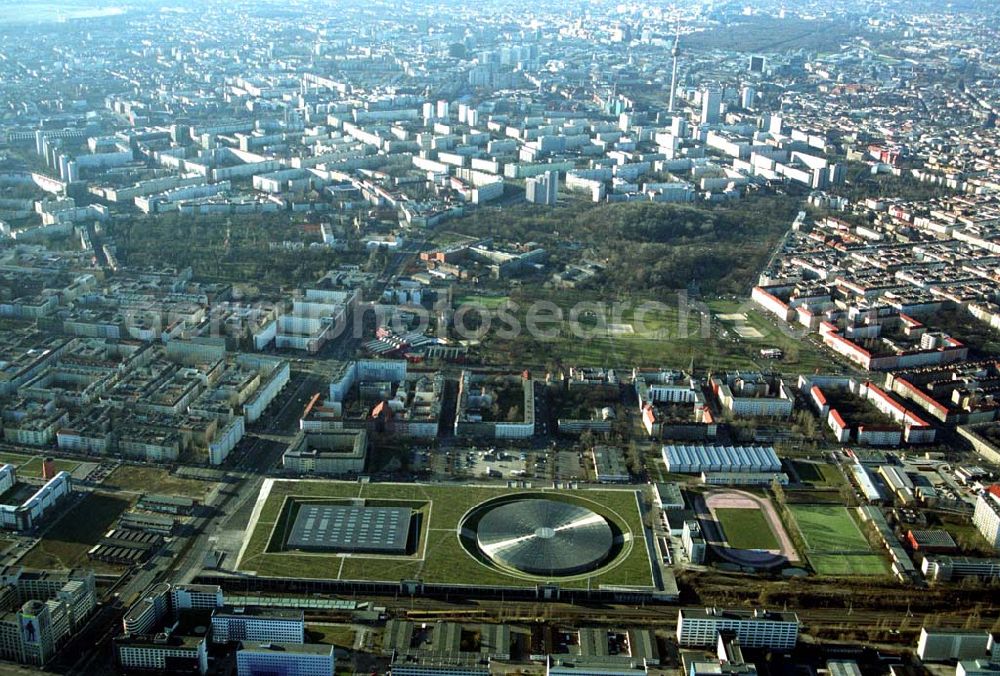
xmin=827 ymin=409 xmax=850 ymax=443
xmin=906 ymin=530 xmax=958 ymax=554
xmin=751 ymin=286 xmax=794 ymax=322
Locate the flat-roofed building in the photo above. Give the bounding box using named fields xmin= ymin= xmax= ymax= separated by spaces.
xmin=282 ymin=429 xmax=368 ymax=475
xmin=287 ymin=504 xmax=413 ymax=554
xmin=700 ymin=471 xmax=788 ymax=487
xmin=957 ymin=659 xmax=1000 ymax=676
xmin=123 ymin=583 xmax=170 ymax=637
xmin=547 ymin=627 xmax=658 ymax=674
xmin=686 ymin=633 xmax=758 ymax=676
xmin=591 ymin=446 xmax=630 ymax=483
xmin=827 ymin=661 xmax=863 ymax=676
xmin=974 ymin=488 xmax=1000 ymax=549
xmin=211 ymin=606 xmax=305 ymax=645
xmin=0 ymin=467 xmax=73 ymax=532
xmin=654 ymin=482 xmax=685 ymax=511
xmin=390 ymin=660 xmax=489 ymax=676
xmin=677 ymin=608 xmax=798 ymax=650
xmin=171 ymin=584 xmax=223 ymax=613
xmin=906 ymin=530 xmax=958 ymax=553
xmin=236 ymin=642 xmax=335 ymax=676
xmin=922 ymin=555 xmax=1000 ymax=583
xmin=682 ymin=521 xmax=706 ymax=564
xmin=662 ymin=445 xmax=780 ymax=474
xmin=115 ymin=633 xmax=208 ymax=675
xmin=136 ymin=494 xmax=196 ymax=515
xmin=917 ymin=628 xmax=993 ymax=662
xmin=711 ymin=372 xmax=794 ymax=418
xmin=286 ymin=504 xmax=412 ymax=553
xmin=120 ymin=511 xmax=176 ymax=536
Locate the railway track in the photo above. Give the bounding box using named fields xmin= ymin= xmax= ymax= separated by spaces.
xmin=348 ymin=596 xmax=1000 ymax=634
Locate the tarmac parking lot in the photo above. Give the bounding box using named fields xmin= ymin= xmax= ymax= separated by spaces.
xmin=410 ymin=446 xmax=588 ymax=482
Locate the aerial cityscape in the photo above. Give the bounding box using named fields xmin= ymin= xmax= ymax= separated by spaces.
xmin=0 ymin=0 xmax=999 ymax=673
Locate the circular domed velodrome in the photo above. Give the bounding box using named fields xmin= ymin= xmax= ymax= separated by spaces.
xmin=474 ymin=498 xmax=614 ymax=576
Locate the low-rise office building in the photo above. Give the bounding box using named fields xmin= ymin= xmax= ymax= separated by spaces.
xmin=677 ymin=608 xmax=799 ymax=650
xmin=115 ymin=633 xmax=209 ymax=675
xmin=211 ymin=606 xmax=305 ymax=645
xmin=282 ymin=429 xmax=369 ymax=475
xmin=236 ymin=642 xmax=335 ymax=676
xmin=916 ymin=628 xmax=998 ymax=662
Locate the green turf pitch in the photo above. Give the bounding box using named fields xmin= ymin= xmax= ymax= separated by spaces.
xmin=788 ymin=504 xmax=869 ymax=552
xmin=714 ymin=508 xmax=780 ymax=550
xmin=788 ymin=504 xmax=888 ymax=577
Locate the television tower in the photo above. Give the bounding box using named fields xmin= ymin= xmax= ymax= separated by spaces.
xmin=668 ymin=16 xmax=681 ymax=113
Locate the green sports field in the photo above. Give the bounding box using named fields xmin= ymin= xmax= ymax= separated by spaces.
xmin=454 ymin=294 xmax=511 ymax=310
xmin=807 ymin=553 xmax=888 ymax=576
xmin=238 ymin=480 xmax=656 ymax=590
xmin=790 ymin=504 xmax=868 ymax=551
xmin=788 ymin=504 xmax=888 ymax=576
xmin=715 ymin=508 xmax=780 ymax=550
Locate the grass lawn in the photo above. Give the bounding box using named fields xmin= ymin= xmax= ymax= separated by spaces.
xmin=788 ymin=503 xmax=889 ymax=577
xmin=808 ymin=553 xmax=889 ymax=576
xmin=935 ymin=514 xmax=997 ymax=557
xmin=816 ymin=464 xmax=844 ymax=486
xmin=0 ymin=452 xmax=81 ymax=477
xmin=644 ymin=456 xmax=694 ymax=485
xmin=307 ymin=624 xmax=356 ymax=648
xmin=239 ymin=480 xmax=655 ymax=590
xmin=783 ymin=488 xmax=844 ymax=504
xmin=431 ymin=231 xmax=479 ymax=247
xmin=789 ymin=504 xmax=870 ymax=552
xmin=19 ymin=456 xmax=81 ymax=476
xmin=21 ymin=492 xmax=132 ymax=571
xmin=0 ymin=452 xmax=34 ymax=467
xmin=455 ymin=294 xmax=511 ymax=310
xmin=714 ymin=508 xmax=780 ymax=550
xmin=473 ymin=289 xmax=763 ymax=371
xmin=103 ymin=465 xmax=215 ymax=500
xmin=707 ymin=299 xmax=833 ymax=373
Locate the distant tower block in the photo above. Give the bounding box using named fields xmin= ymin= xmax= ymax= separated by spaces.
xmin=700 ymin=88 xmax=721 ymax=125
xmin=668 ymin=19 xmax=681 ymax=113
xmin=41 ymin=458 xmax=57 ymax=481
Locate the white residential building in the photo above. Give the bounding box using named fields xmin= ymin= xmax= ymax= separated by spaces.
xmin=0 ymin=469 xmax=73 ymax=532
xmin=525 ymin=170 xmax=558 ymax=205
xmin=973 ymin=490 xmax=1000 ymax=550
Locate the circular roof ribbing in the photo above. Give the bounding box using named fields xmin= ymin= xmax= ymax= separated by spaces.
xmin=475 ymin=499 xmax=613 ymax=576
